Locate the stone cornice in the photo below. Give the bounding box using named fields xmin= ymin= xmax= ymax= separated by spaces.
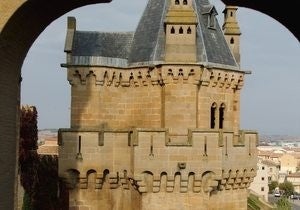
xmin=62 ymin=168 xmax=256 ymax=193
xmin=66 ymin=66 xmax=245 ymax=90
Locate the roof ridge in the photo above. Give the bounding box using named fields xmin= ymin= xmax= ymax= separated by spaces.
xmin=76 ymin=31 xmax=135 ymax=34
xmin=150 ymin=0 xmax=168 ymax=63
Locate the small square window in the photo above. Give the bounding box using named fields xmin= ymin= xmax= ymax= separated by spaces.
xmin=262 ymin=166 xmax=265 ymax=170
xmin=261 ymin=177 xmax=265 ymax=181
xmin=261 ymin=187 xmax=264 ymax=191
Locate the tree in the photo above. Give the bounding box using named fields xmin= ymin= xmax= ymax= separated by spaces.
xmin=268 ymin=181 xmax=278 ymax=193
xmin=19 ymin=105 xmax=60 ymax=210
xmin=19 ymin=105 xmax=39 ymax=209
xmin=279 ymin=181 xmax=294 ymax=197
xmin=276 ymin=197 xmax=291 ymax=210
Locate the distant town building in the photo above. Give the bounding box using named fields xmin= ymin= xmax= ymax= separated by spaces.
xmin=286 ymin=172 xmax=300 ymax=193
xmin=257 ymin=145 xmax=300 ymax=192
xmin=261 ymin=159 xmax=280 ymax=182
xmin=249 ymin=158 xmax=269 ymax=201
xmin=37 ymin=130 xmax=58 ymax=155
xmin=280 ymin=154 xmax=299 ymax=174
xmin=37 ymin=138 xmax=58 ymax=155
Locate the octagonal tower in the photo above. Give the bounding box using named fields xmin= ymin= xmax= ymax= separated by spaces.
xmin=59 ymin=0 xmax=258 ymax=209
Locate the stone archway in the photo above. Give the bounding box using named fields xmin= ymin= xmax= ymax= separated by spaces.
xmin=0 ymin=1 xmax=110 ymax=209
xmin=0 ymin=0 xmax=298 ymax=209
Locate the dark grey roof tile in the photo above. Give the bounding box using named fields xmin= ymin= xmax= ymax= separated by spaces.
xmin=72 ymin=31 xmax=134 ymax=59
xmin=195 ymin=0 xmax=237 ymax=66
xmin=127 ymin=0 xmax=168 ymax=65
xmin=69 ymin=0 xmax=238 ymax=68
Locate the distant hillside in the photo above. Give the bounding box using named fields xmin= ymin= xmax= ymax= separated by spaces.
xmin=259 ymin=134 xmax=300 ymax=142
xmin=39 ymin=128 xmax=58 ymax=133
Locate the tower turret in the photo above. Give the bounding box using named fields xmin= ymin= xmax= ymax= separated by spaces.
xmin=222 ymin=6 xmax=241 ymax=66
xmin=164 ymin=0 xmax=198 ymax=62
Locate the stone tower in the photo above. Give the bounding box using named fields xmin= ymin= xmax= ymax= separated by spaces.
xmin=58 ymin=0 xmax=258 ymax=209
xmin=222 ymin=6 xmax=241 ymax=66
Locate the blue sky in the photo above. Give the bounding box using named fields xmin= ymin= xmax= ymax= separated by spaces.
xmin=21 ymin=0 xmax=300 ymax=135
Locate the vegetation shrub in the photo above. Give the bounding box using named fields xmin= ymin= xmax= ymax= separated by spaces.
xmin=19 ymin=106 xmax=61 ymax=210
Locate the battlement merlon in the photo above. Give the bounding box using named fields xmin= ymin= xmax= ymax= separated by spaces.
xmin=58 ymin=128 xmax=258 ymax=182
xmin=64 ymin=17 xmax=76 ymax=52
xmin=64 ymin=65 xmax=249 ymax=90
xmin=58 ymin=127 xmax=258 ymax=146
xmin=64 ymin=16 xmax=76 ymax=65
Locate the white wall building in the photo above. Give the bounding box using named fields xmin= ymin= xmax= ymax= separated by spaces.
xmin=249 ymin=158 xmax=269 ymax=201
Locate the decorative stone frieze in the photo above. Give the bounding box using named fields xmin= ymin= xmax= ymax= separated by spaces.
xmin=67 ymin=66 xmax=245 ymax=90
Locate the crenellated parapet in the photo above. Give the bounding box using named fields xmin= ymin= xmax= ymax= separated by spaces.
xmin=200 ymin=67 xmax=244 ymax=90
xmin=62 ymin=169 xmax=131 ymax=190
xmin=61 ymin=167 xmax=256 ymax=196
xmin=67 ymin=65 xmax=246 ymax=90
xmin=133 ymin=171 xmax=221 ymax=194
xmin=67 ymin=67 xmax=159 ymax=87
xmin=220 ymin=169 xmax=256 ymax=191
xmin=58 ymin=128 xmax=258 ymax=195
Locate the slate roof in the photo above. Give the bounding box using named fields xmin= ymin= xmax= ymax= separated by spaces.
xmin=72 ymin=32 xmax=134 ymax=59
xmin=194 ymin=0 xmax=237 ymax=66
xmin=127 ymin=0 xmax=168 ymax=65
xmin=67 ymin=0 xmax=239 ymax=69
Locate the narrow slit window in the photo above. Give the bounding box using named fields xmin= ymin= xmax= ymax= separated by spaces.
xmin=230 ymin=37 xmax=234 ymax=44
xmin=210 ymin=103 xmax=217 ymax=129
xmin=187 ymin=27 xmax=192 ymax=34
xmin=179 ymin=27 xmax=184 ymax=34
xmin=204 ymin=136 xmax=208 ymax=156
xmin=76 ymin=135 xmax=83 ymax=160
xmin=78 ymin=136 xmax=81 ymax=153
xmin=219 ymin=103 xmax=225 ymax=129
xmin=171 ymin=27 xmax=175 ymax=34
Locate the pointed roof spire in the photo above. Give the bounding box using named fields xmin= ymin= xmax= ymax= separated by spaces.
xmin=68 ymin=0 xmax=240 ymax=69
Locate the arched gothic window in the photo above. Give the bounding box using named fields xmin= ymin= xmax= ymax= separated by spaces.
xmin=183 ymin=0 xmax=188 ymax=5
xmin=175 ymin=0 xmax=180 ymax=5
xmin=187 ymin=27 xmax=192 ymax=34
xmin=219 ymin=103 xmax=225 ymax=129
xmin=210 ymin=103 xmax=217 ymax=129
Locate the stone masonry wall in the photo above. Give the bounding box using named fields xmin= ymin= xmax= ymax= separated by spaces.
xmin=69 ymin=67 xmax=162 ymax=129
xmin=59 ymin=129 xmax=257 ymax=210
xmin=68 ymin=66 xmax=244 ymax=134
